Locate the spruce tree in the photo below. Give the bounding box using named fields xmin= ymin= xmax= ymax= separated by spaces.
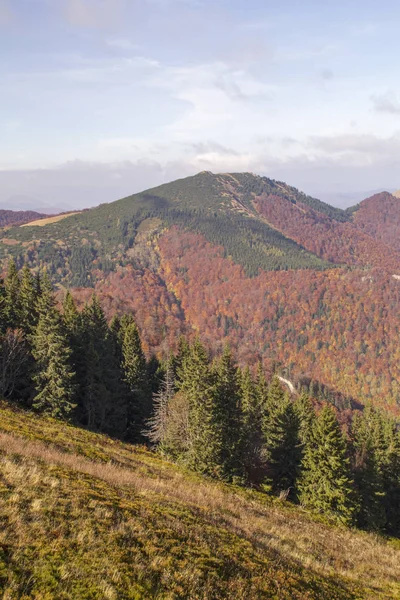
xmin=351 ymin=406 xmax=387 ymax=531
xmin=298 ymin=405 xmax=357 ymax=525
xmin=32 ymin=301 xmax=76 ymax=420
xmin=19 ymin=265 xmax=38 ymax=333
xmin=179 ymin=338 xmax=220 ymax=476
xmin=80 ymin=296 xmax=126 ymax=436
xmin=144 ymin=359 xmax=175 ymax=449
xmin=120 ymin=315 xmax=149 ymax=441
xmin=239 ymin=366 xmax=264 ymax=484
xmin=263 ymin=380 xmax=301 ymax=498
xmin=294 ymin=391 xmax=316 ymax=447
xmin=212 ymin=346 xmax=243 ymax=481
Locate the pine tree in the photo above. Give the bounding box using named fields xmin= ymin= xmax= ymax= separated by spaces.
xmin=298 ymin=405 xmax=357 ymax=525
xmin=212 ymin=346 xmax=243 ymax=481
xmin=32 ymin=303 xmax=76 ymax=420
xmin=255 ymin=361 xmax=268 ymax=411
xmin=80 ymin=296 xmax=126 ymax=436
xmin=294 ymin=391 xmax=316 ymax=447
xmin=19 ymin=265 xmax=38 ymax=333
xmin=351 ymin=406 xmax=387 ymax=531
xmin=179 ymin=338 xmax=220 ymax=476
xmin=239 ymin=366 xmax=264 ymax=484
xmin=173 ymin=335 xmax=191 ymax=385
xmin=120 ymin=315 xmax=149 ymax=441
xmin=263 ymin=384 xmax=301 ymax=498
xmin=144 ymin=359 xmax=175 ymax=449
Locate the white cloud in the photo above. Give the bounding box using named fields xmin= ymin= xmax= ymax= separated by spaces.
xmin=372 ymin=92 xmax=400 ymax=115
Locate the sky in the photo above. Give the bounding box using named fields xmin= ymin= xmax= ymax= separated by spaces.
xmin=1 ymin=0 xmax=400 ymax=211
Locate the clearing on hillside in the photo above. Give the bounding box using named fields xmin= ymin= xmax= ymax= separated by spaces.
xmin=20 ymin=211 xmax=82 ymax=227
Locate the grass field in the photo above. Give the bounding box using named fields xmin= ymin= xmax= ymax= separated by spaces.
xmin=20 ymin=212 xmax=81 ymax=227
xmin=0 ymin=401 xmax=399 ymax=599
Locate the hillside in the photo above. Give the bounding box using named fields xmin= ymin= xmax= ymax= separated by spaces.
xmin=0 ymin=209 xmax=47 ymax=228
xmin=0 ymin=401 xmax=399 ymax=599
xmin=2 ymin=172 xmax=400 ymax=410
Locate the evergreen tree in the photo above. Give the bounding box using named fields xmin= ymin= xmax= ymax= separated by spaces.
xmin=144 ymin=359 xmax=175 ymax=449
xmin=173 ymin=335 xmax=191 ymax=385
xmin=298 ymin=405 xmax=357 ymax=525
xmin=263 ymin=381 xmax=301 ymax=498
xmin=239 ymin=366 xmax=264 ymax=484
xmin=212 ymin=346 xmax=243 ymax=481
xmin=19 ymin=265 xmax=38 ymax=333
xmin=179 ymin=338 xmax=220 ymax=476
xmin=294 ymin=391 xmax=316 ymax=447
xmin=255 ymin=361 xmax=268 ymax=411
xmin=351 ymin=406 xmax=387 ymax=531
xmin=80 ymin=296 xmax=126 ymax=436
xmin=120 ymin=315 xmax=149 ymax=441
xmin=32 ymin=302 xmax=76 ymax=420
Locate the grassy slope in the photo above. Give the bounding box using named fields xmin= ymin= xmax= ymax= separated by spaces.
xmin=0 ymin=402 xmax=399 ymax=599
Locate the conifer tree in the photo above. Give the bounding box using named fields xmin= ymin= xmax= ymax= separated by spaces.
xmin=351 ymin=406 xmax=387 ymax=531
xmin=120 ymin=314 xmax=149 ymax=441
xmin=173 ymin=335 xmax=191 ymax=385
xmin=212 ymin=346 xmax=243 ymax=481
xmin=0 ymin=278 xmax=7 ymax=334
xmin=298 ymin=405 xmax=357 ymax=525
xmin=144 ymin=359 xmax=175 ymax=449
xmin=32 ymin=299 xmax=76 ymax=420
xmin=179 ymin=338 xmax=220 ymax=475
xmin=80 ymin=296 xmax=126 ymax=436
xmin=294 ymin=391 xmax=316 ymax=447
xmin=240 ymin=366 xmax=264 ymax=484
xmin=255 ymin=361 xmax=268 ymax=411
xmin=263 ymin=381 xmax=301 ymax=498
xmin=19 ymin=265 xmax=38 ymax=333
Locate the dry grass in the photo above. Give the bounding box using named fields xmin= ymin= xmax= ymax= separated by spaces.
xmin=0 ymin=403 xmax=399 ymax=599
xmin=20 ymin=212 xmax=81 ymax=227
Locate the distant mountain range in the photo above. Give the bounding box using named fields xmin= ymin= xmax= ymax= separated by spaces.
xmin=1 ymin=171 xmax=400 ymax=412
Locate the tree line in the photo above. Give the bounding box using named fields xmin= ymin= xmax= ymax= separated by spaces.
xmin=0 ymin=262 xmax=399 ymax=536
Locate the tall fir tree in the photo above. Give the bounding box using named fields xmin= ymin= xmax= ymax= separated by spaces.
xmin=298 ymin=405 xmax=357 ymax=525
xmin=239 ymin=366 xmax=264 ymax=484
xmin=263 ymin=379 xmax=301 ymax=498
xmin=80 ymin=296 xmax=126 ymax=436
xmin=32 ymin=282 xmax=76 ymax=420
xmin=179 ymin=338 xmax=220 ymax=476
xmin=19 ymin=265 xmax=38 ymax=333
xmin=294 ymin=391 xmax=316 ymax=447
xmin=351 ymin=405 xmax=387 ymax=531
xmin=120 ymin=314 xmax=149 ymax=441
xmin=144 ymin=358 xmax=175 ymax=450
xmin=212 ymin=346 xmax=243 ymax=481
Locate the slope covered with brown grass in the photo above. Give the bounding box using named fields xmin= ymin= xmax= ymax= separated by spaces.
xmin=0 ymin=401 xmax=399 ymax=599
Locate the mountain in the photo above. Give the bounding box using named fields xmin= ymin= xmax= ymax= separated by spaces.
xmin=394 ymin=190 xmax=400 ymax=198
xmin=0 ymin=399 xmax=398 ymax=599
xmin=0 ymin=209 xmax=47 ymax=228
xmin=1 ymin=171 xmax=400 ymax=412
xmin=1 ymin=194 xmax=71 ymax=214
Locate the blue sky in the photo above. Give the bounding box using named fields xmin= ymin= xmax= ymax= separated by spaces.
xmin=1 ymin=0 xmax=400 ymax=211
